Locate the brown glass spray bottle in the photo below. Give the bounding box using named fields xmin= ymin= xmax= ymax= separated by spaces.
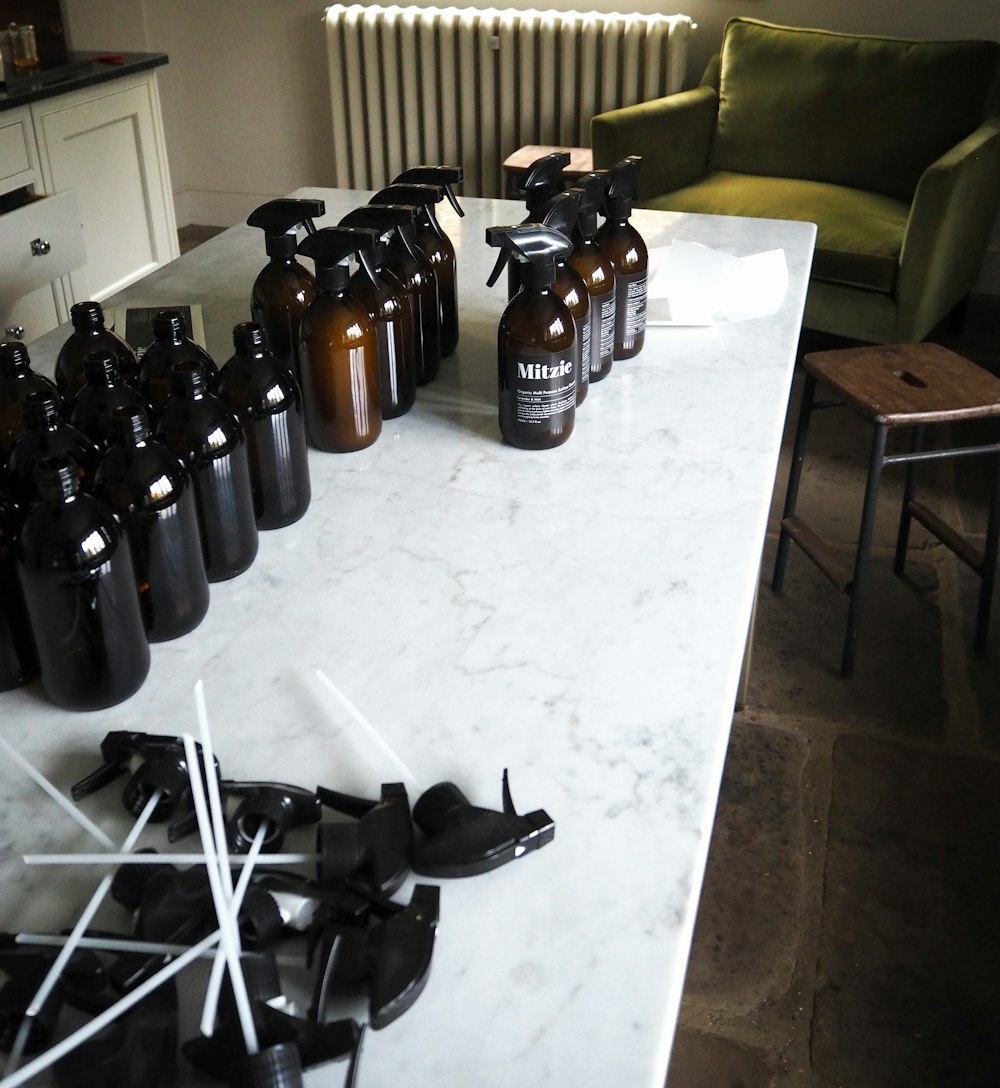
xmin=567 ymin=173 xmax=616 ymax=384
xmin=486 ymin=224 xmax=576 ymax=450
xmin=247 ymin=198 xmax=326 ymax=383
xmin=296 ymin=227 xmax=382 ymax=453
xmin=595 ymin=156 xmax=648 ymax=360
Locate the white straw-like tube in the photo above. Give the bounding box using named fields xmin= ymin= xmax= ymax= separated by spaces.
xmin=23 ymin=852 xmax=316 ymax=867
xmin=0 ymin=931 xmax=220 ymax=1088
xmin=200 ymin=819 xmax=269 ymax=1038
xmin=0 ymin=736 xmax=115 ymax=849
xmin=182 ymin=733 xmax=259 ymax=1056
xmin=24 ymin=789 xmax=161 ymax=1019
xmin=313 ymin=668 xmax=421 ymax=794
xmin=193 ymin=680 xmax=235 ymax=900
xmin=15 ymin=933 xmax=301 ymax=968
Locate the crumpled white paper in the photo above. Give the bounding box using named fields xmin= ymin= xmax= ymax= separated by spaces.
xmin=646 ymin=240 xmax=789 ymax=325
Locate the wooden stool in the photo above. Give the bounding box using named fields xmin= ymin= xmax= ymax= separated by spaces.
xmin=771 ymin=343 xmax=1000 ymax=678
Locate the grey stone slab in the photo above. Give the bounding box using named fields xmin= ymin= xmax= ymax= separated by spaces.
xmin=682 ymin=717 xmax=809 ymax=1013
xmin=666 ymin=1029 xmax=775 ymax=1088
xmin=750 ymin=536 xmax=947 ymax=737
xmin=812 ymin=734 xmax=1000 ymax=1087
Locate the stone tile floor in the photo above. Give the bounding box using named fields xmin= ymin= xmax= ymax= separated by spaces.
xmin=668 ymin=295 xmax=1000 ymax=1088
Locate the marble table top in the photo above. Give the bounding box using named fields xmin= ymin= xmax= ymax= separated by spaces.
xmin=1 ymin=190 xmax=815 ymax=1087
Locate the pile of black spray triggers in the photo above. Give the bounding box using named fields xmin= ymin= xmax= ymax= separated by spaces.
xmin=0 ymin=730 xmax=555 ymax=1088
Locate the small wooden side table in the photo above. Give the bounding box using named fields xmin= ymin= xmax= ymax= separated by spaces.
xmin=501 ymin=145 xmax=594 ymax=195
xmin=771 ymin=343 xmax=1000 ymax=678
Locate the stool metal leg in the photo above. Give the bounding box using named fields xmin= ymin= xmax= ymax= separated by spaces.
xmin=894 ymin=424 xmax=925 ymax=577
xmin=772 ymin=373 xmax=817 ymax=593
xmin=974 ymin=449 xmax=1000 ymax=654
xmin=842 ymin=423 xmax=889 ymax=679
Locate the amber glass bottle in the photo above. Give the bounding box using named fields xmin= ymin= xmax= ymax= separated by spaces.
xmin=154 ymin=362 xmax=258 ymax=582
xmin=0 ymin=341 xmax=59 ymax=469
xmin=139 ymin=310 xmax=218 ymax=415
xmin=367 ymin=195 xmax=442 ymax=386
xmin=568 ymin=174 xmax=616 ymax=384
xmin=16 ymin=454 xmax=149 ymax=711
xmin=247 ymin=197 xmax=325 ymax=383
xmin=4 ymin=391 xmax=100 ymax=509
xmin=217 ymin=322 xmax=312 ymax=528
xmin=595 ymin=157 xmax=648 ymax=360
xmin=55 ymin=301 xmax=140 ymax=400
xmin=0 ymin=488 xmax=37 ymax=692
xmin=297 ymin=228 xmax=382 ymax=453
xmin=69 ymin=350 xmax=150 ymax=450
xmin=95 ymin=405 xmax=210 ymax=642
xmin=488 ymin=226 xmax=576 ymax=450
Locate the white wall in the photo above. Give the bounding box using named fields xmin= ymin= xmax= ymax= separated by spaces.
xmin=63 ymin=0 xmax=1000 ymax=290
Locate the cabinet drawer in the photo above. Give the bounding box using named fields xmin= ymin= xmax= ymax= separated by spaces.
xmin=0 ymin=189 xmax=86 ymax=305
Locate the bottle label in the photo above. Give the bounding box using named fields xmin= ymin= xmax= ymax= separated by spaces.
xmin=619 ymin=271 xmax=647 ymax=339
xmin=576 ymin=313 xmax=590 ymax=388
xmin=598 ymin=293 xmax=616 ymax=362
xmin=504 ymin=354 xmax=576 ymax=428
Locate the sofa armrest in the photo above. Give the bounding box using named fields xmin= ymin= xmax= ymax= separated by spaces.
xmin=591 ymin=86 xmax=718 ymax=200
xmin=896 ymin=118 xmax=1000 ymax=340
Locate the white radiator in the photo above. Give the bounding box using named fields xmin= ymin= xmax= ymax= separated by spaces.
xmin=325 ymin=5 xmax=695 ymax=198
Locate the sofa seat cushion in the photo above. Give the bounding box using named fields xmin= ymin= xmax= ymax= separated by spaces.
xmin=642 ymin=171 xmax=909 ymax=293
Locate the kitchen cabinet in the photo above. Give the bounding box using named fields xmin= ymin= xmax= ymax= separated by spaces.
xmin=0 ymin=58 xmax=178 ymax=343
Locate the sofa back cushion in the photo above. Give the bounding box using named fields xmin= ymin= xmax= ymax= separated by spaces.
xmin=710 ymin=18 xmax=1000 ymax=200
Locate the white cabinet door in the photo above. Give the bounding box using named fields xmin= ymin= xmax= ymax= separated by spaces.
xmin=31 ymin=73 xmax=179 ymax=303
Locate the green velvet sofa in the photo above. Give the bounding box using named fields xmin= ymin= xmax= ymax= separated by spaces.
xmin=591 ymin=18 xmax=1000 ymax=344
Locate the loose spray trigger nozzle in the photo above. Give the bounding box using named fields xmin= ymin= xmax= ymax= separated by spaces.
xmin=601 ymin=155 xmax=642 ymax=219
xmin=486 ymin=224 xmax=572 ymax=293
xmin=315 ymin=783 xmax=412 ymax=896
xmin=221 ymin=780 xmax=323 ymax=853
xmin=70 ymin=731 xmax=217 ymax=840
xmin=247 ymin=198 xmax=326 ymax=257
xmin=392 ymin=165 xmax=465 ymax=217
xmin=410 ymin=769 xmax=555 ymax=877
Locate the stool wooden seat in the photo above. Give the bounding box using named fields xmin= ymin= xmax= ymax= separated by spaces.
xmin=772 ymin=343 xmax=1000 ymax=678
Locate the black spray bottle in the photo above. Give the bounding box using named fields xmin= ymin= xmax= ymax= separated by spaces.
xmin=338 ymin=208 xmax=418 ymax=420
xmin=368 ymin=187 xmax=442 ymax=385
xmin=507 ymin=189 xmax=592 ymax=407
xmin=595 ymin=156 xmax=648 ymax=360
xmin=391 ymin=167 xmax=465 ymax=357
xmin=567 ymin=172 xmax=616 ymax=384
xmin=247 ymin=198 xmax=326 ymax=382
xmin=486 ymin=224 xmax=576 ymax=450
xmin=296 ymin=227 xmax=382 ymax=453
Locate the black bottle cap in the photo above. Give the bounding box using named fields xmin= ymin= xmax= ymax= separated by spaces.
xmin=569 ymin=171 xmax=607 ymax=240
xmin=602 ymin=155 xmax=642 ymax=219
xmin=369 ymin=182 xmax=442 ymax=209
xmin=70 ymin=301 xmax=105 ymax=332
xmin=392 ymin=165 xmax=465 ymax=216
xmin=248 ymin=198 xmax=327 ymax=258
xmin=516 ymin=151 xmax=572 ymax=217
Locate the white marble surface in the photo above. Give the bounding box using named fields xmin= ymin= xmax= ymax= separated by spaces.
xmin=0 ymin=190 xmax=815 ymax=1087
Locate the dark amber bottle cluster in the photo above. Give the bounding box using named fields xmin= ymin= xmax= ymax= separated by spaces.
xmin=491 ymin=154 xmax=649 ymax=449
xmin=1 ymin=311 xmax=311 ymax=710
xmin=246 ymin=169 xmax=466 ymax=459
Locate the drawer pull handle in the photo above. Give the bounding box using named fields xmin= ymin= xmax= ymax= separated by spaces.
xmin=5 ymin=326 xmax=26 ymax=340
xmin=30 ymin=238 xmax=52 ymax=256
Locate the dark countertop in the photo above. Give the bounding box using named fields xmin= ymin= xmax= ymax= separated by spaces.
xmin=0 ymin=51 xmax=168 ymax=112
